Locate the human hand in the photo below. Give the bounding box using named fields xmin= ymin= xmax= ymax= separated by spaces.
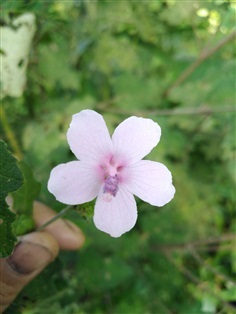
xmin=0 ymin=201 xmax=85 ymax=312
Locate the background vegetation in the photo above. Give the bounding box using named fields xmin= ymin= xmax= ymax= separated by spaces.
xmin=1 ymin=0 xmax=235 ymax=313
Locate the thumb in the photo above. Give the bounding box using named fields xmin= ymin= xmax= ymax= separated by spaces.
xmin=0 ymin=231 xmax=59 ymax=313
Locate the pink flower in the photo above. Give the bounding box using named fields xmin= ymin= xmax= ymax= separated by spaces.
xmin=48 ymin=110 xmax=175 ymax=237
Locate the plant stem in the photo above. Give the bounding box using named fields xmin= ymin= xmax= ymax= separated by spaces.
xmin=164 ymin=30 xmax=236 ymax=97
xmin=0 ymin=105 xmax=23 ymax=160
xmin=189 ymin=247 xmax=236 ymax=285
xmin=36 ymin=205 xmax=73 ymax=231
xmin=164 ymin=252 xmax=236 ymax=311
xmin=152 ymin=233 xmax=235 ymax=253
xmin=99 ymin=105 xmax=235 ymax=117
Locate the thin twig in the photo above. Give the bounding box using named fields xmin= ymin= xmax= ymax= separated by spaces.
xmin=164 ymin=30 xmax=236 ymax=96
xmin=98 ymin=105 xmax=235 ymax=117
xmin=165 ymin=252 xmax=200 ymax=283
xmin=164 ymin=252 xmax=236 ymax=311
xmin=188 ymin=234 xmax=235 ymax=247
xmin=155 ymin=244 xmax=234 ymax=254
xmin=189 ymin=247 xmax=236 ymax=285
xmin=196 ymin=244 xmax=234 ymax=253
xmin=152 ymin=233 xmax=235 ymax=254
xmin=154 ymin=298 xmax=174 ymax=314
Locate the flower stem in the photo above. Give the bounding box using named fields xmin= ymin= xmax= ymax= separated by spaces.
xmin=1 ymin=105 xmax=23 ymax=160
xmin=36 ymin=205 xmax=73 ymax=231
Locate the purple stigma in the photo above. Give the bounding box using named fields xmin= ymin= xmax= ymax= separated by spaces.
xmin=103 ymin=175 xmax=119 ymax=197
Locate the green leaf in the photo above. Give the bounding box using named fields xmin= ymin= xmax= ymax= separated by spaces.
xmin=112 ymin=73 xmax=162 ymax=110
xmin=12 ymin=161 xmax=41 ymax=235
xmin=76 ymin=200 xmax=95 ymax=221
xmin=0 ymin=140 xmax=23 ymax=257
xmin=37 ymin=42 xmax=79 ymax=91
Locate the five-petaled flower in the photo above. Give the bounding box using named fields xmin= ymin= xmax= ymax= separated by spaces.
xmin=48 ymin=110 xmax=175 ymax=237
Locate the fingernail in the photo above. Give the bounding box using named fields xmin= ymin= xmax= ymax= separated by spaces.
xmin=7 ymin=241 xmax=53 ymax=275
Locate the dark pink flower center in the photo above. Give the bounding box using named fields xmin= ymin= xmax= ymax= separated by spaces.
xmin=99 ymin=155 xmax=124 ymax=201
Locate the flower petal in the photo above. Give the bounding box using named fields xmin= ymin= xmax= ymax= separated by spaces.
xmin=127 ymin=160 xmax=175 ymax=206
xmin=48 ymin=161 xmax=100 ymax=205
xmin=112 ymin=116 xmax=161 ymax=164
xmin=67 ymin=110 xmax=113 ymax=161
xmin=93 ymin=186 xmax=137 ymax=237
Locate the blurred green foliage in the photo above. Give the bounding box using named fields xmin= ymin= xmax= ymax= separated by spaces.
xmin=1 ymin=0 xmax=235 ymax=313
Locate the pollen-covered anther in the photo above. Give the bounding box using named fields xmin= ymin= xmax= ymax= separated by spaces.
xmin=103 ymin=175 xmax=119 ymax=201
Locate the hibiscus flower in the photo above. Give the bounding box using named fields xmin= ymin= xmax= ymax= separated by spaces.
xmin=48 ymin=110 xmax=175 ymax=237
